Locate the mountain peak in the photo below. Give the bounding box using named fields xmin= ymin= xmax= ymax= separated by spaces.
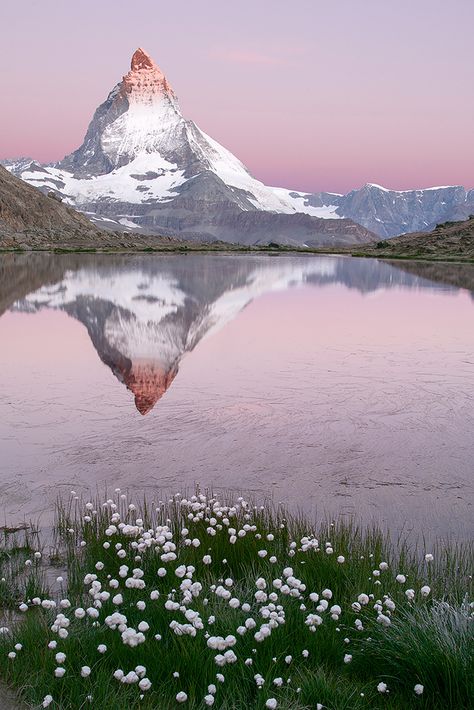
xmin=131 ymin=47 xmax=156 ymax=71
xmin=121 ymin=47 xmax=176 ymax=105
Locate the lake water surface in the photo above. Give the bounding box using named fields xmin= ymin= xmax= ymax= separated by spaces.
xmin=0 ymin=252 xmax=473 ymax=539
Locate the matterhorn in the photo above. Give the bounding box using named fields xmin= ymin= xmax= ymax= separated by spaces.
xmin=3 ymin=48 xmax=372 ymax=245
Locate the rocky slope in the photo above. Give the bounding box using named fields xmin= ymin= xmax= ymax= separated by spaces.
xmin=0 ymin=164 xmax=108 ymax=249
xmin=358 ymin=216 xmax=474 ymax=260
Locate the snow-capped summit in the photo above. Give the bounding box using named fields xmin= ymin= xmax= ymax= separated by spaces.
xmin=1 ymin=47 xmax=375 ymax=244
xmin=99 ymin=46 xmax=181 ymax=167
xmin=58 ymin=47 xmax=185 ymax=176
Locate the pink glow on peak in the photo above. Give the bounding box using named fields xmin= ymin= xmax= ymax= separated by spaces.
xmin=130 ymin=48 xmax=156 ymax=71
xmin=120 ymin=47 xmax=176 ymax=105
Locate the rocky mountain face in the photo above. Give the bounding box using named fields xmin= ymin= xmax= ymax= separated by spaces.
xmin=1 ymin=48 xmax=373 ymax=247
xmin=5 ymin=252 xmax=466 ymax=414
xmin=328 ymin=183 xmax=474 ymax=238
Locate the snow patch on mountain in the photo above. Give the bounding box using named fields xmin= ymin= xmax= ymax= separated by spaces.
xmin=22 ymin=152 xmax=187 ymax=206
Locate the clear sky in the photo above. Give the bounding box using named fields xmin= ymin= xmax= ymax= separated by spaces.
xmin=1 ymin=0 xmax=473 ymax=193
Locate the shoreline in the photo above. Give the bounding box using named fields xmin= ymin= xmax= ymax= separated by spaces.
xmin=0 ymin=245 xmax=473 ymax=265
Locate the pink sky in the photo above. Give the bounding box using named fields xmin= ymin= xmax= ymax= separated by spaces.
xmin=1 ymin=0 xmax=473 ymax=193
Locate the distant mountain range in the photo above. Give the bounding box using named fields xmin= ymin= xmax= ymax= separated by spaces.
xmin=4 ymin=47 xmax=472 ymax=247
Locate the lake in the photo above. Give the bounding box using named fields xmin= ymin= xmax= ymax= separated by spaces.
xmin=0 ymin=252 xmax=473 ymax=539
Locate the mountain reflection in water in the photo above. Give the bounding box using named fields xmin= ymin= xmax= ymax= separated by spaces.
xmin=1 ymin=252 xmax=473 ymax=414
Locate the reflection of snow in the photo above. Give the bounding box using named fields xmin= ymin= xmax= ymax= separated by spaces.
xmin=198 ymin=259 xmax=338 ymax=343
xmin=22 ymin=268 xmax=186 ymax=324
xmin=17 ymin=258 xmax=336 ymax=373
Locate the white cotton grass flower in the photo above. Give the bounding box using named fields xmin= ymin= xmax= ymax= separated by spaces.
xmin=425 ymin=553 xmax=434 ymax=562
xmin=414 ymin=684 xmax=424 ymax=695
xmin=42 ymin=696 xmax=53 ymax=708
xmin=15 ymin=492 xmax=437 ymax=704
xmin=54 ymin=667 xmax=66 ymax=678
xmin=55 ymin=652 xmax=66 ymax=664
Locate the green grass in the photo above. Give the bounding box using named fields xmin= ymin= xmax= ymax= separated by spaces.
xmin=0 ymin=491 xmax=472 ymax=709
